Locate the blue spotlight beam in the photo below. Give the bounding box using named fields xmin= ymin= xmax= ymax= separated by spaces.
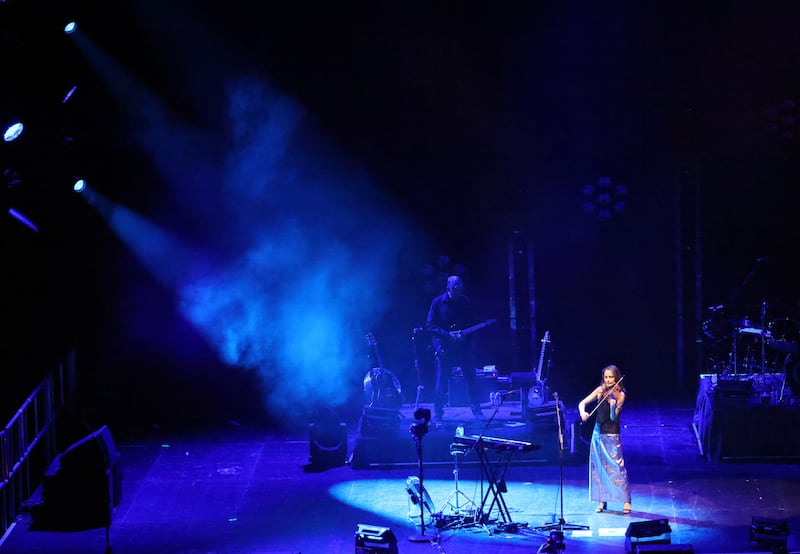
xmin=8 ymin=207 xmax=39 ymax=232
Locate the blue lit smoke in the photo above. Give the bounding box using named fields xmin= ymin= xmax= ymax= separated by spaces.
xmin=172 ymin=80 xmax=411 ymax=420
xmin=71 ymin=20 xmax=418 ymax=421
xmin=180 ymin=220 xmax=402 ymax=418
xmin=101 ymin=74 xmax=415 ymax=422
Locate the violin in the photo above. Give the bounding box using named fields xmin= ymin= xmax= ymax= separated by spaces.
xmin=582 ymin=375 xmax=626 ymax=423
xmin=605 ymin=381 xmax=623 ymax=397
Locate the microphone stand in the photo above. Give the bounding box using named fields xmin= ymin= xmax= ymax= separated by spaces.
xmin=760 ymin=299 xmax=767 ymax=373
xmin=411 ymin=328 xmax=425 ymax=409
xmin=535 ymin=393 xmax=589 ymax=533
xmin=409 ymin=409 xmax=434 ymax=543
xmin=728 ymin=257 xmax=766 ymax=306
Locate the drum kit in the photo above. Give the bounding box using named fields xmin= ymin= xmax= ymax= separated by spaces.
xmin=702 ymin=300 xmax=800 ymax=400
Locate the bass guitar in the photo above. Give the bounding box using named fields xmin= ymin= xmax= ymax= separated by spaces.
xmin=434 ymin=318 xmax=497 ymax=357
xmin=453 ymin=318 xmax=497 ymax=337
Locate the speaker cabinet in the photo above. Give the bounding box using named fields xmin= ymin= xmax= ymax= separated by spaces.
xmin=308 ymin=420 xmax=347 ymax=468
xmin=35 ymin=425 xmax=122 ymax=530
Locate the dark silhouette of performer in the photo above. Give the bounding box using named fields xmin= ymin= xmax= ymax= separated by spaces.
xmin=426 ymin=275 xmax=484 ymax=422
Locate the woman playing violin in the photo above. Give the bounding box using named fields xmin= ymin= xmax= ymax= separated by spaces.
xmin=578 ymin=364 xmax=632 ymax=515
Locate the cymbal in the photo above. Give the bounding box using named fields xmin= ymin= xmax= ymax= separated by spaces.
xmin=740 ymin=301 xmax=798 ymax=314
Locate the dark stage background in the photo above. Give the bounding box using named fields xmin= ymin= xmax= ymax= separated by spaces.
xmin=3 ymin=1 xmax=800 ymax=431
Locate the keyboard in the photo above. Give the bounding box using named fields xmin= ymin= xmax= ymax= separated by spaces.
xmin=452 ymin=434 xmax=540 ymax=452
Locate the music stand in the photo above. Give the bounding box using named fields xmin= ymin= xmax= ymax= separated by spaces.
xmin=535 ymin=393 xmax=589 ymax=534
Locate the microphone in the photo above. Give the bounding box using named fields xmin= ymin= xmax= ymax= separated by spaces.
xmin=498 ymin=389 xmax=519 ymax=397
xmin=756 ymin=256 xmax=769 ymax=263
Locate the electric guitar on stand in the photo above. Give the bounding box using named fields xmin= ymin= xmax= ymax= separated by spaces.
xmin=528 ymin=331 xmax=551 ymax=407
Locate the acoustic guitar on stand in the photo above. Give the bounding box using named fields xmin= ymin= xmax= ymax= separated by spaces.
xmin=364 ymin=332 xmax=404 ymax=410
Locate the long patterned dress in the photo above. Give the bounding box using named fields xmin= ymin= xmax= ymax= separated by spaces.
xmin=589 ymin=397 xmax=631 ymax=503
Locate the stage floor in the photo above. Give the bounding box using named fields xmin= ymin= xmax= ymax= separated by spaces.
xmin=1 ymin=400 xmax=799 ymax=554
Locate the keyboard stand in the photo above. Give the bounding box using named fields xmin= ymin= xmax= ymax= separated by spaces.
xmin=473 ymin=439 xmax=518 ymax=529
xmin=450 ymin=431 xmax=538 ymax=534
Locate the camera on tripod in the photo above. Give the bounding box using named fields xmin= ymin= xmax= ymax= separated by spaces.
xmin=409 ymin=408 xmax=430 ymax=439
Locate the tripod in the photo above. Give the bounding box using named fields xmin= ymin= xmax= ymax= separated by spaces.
xmin=535 ymin=393 xmax=589 ymax=533
xmin=442 ymin=442 xmax=477 ymax=518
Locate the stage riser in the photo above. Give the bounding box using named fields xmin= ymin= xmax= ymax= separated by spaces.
xmin=349 ymin=406 xmax=580 ymax=468
xmin=693 ymin=375 xmax=800 ymax=461
xmin=712 ymin=404 xmax=800 ymax=460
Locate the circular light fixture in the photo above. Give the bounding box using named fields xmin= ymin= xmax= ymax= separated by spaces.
xmin=582 ymin=176 xmax=627 ymax=221
xmin=3 ymin=121 xmax=24 ymax=142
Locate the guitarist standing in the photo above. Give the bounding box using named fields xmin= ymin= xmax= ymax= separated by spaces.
xmin=426 ymin=275 xmax=484 ymax=423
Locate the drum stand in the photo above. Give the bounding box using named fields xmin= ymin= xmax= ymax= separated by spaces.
xmin=442 ymin=442 xmax=477 ymax=519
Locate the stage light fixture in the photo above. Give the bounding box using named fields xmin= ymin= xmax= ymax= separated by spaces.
xmin=72 ymin=178 xmax=86 ymax=193
xmin=539 ymin=529 xmax=566 ymax=553
xmin=765 ymin=98 xmax=798 ymax=139
xmin=8 ymin=208 xmax=39 ymax=232
xmin=64 ymin=21 xmax=77 ymax=34
xmin=625 ymin=519 xmax=672 ymax=553
xmin=3 ymin=121 xmax=23 ymax=142
xmin=582 ymin=176 xmax=627 ymax=221
xmin=749 ymin=516 xmax=789 ymax=553
xmin=3 ymin=168 xmax=22 ymax=187
xmin=63 ymin=86 xmax=77 ymax=104
xmin=354 ymin=523 xmax=398 ymax=554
